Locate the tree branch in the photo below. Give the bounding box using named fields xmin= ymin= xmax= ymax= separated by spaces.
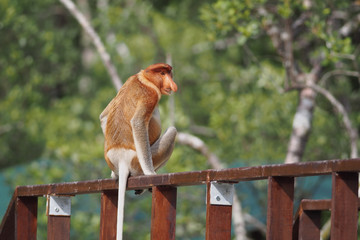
xmin=319 ymin=69 xmax=360 ymax=84
xmin=176 ymin=132 xmax=224 ymax=169
xmin=307 ymin=83 xmax=358 ymax=158
xmin=59 ymin=0 xmax=122 ymax=90
xmin=263 ymin=16 xmax=300 ymax=88
xmin=283 ymin=18 xmax=298 ymax=85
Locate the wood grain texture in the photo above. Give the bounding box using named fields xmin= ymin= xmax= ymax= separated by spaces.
xmin=267 ymin=177 xmax=294 ymax=240
xmin=151 ymin=186 xmax=177 ymax=240
xmin=16 ymin=197 xmax=37 ymax=240
xmin=331 ymin=172 xmax=358 ymax=240
xmin=205 ymin=181 xmax=232 ymax=240
xmin=100 ymin=190 xmax=118 ymax=240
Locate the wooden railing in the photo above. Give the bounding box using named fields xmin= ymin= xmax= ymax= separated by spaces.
xmin=0 ymin=158 xmax=359 ymax=240
xmin=293 ymin=198 xmax=360 ymax=239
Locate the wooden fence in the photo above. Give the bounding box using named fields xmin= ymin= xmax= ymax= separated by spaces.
xmin=0 ymin=158 xmax=359 ymax=239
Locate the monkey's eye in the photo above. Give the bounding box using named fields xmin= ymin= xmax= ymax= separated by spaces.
xmin=160 ymin=72 xmax=165 ymax=75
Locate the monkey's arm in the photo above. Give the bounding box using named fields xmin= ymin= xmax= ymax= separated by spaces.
xmin=131 ymin=104 xmax=156 ymax=175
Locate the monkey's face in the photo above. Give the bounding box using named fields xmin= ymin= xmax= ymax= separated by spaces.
xmin=159 ymin=70 xmax=177 ymax=95
xmin=144 ymin=63 xmax=178 ymax=95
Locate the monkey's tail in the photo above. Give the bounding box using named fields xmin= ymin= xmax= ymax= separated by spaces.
xmin=116 ymin=162 xmax=129 ymax=240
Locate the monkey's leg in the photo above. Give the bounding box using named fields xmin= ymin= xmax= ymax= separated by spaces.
xmin=151 ymin=126 xmax=177 ymax=170
xmin=134 ymin=126 xmax=177 ymax=195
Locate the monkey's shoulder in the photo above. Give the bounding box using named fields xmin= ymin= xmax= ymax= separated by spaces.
xmin=120 ymin=76 xmax=159 ymax=105
xmin=118 ymin=75 xmax=153 ymax=95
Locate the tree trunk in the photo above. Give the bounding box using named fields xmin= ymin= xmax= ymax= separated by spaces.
xmin=285 ymin=74 xmax=317 ymax=163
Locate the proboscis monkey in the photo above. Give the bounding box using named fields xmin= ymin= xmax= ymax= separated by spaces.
xmin=100 ymin=63 xmax=178 ymax=240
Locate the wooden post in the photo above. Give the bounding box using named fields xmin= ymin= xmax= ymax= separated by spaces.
xmin=0 ymin=197 xmax=16 ymax=240
xmin=293 ymin=200 xmax=325 ymax=240
xmin=267 ymin=176 xmax=294 ymax=240
xmin=205 ymin=181 xmax=233 ymax=240
xmin=100 ymin=190 xmax=118 ymax=240
xmin=47 ymin=196 xmax=71 ymax=240
xmin=47 ymin=216 xmax=70 ymax=240
xmin=16 ymin=197 xmax=38 ymax=240
xmin=331 ymin=172 xmax=358 ymax=240
xmin=298 ymin=210 xmax=321 ymax=240
xmin=151 ymin=186 xmax=177 ymax=240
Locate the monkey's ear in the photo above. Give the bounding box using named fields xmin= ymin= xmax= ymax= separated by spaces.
xmin=145 ymin=63 xmax=172 ymax=73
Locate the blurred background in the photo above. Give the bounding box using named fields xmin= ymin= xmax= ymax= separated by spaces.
xmin=0 ymin=0 xmax=359 ymax=239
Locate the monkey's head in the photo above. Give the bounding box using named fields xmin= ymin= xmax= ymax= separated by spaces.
xmin=144 ymin=63 xmax=178 ymax=95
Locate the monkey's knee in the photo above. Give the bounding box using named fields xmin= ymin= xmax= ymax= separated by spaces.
xmin=157 ymin=126 xmax=177 ymax=152
xmin=152 ymin=126 xmax=177 ymax=169
xmin=163 ymin=126 xmax=177 ymax=142
xmin=166 ymin=126 xmax=177 ymax=135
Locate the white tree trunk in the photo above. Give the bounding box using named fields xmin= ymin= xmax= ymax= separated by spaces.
xmin=285 ymin=74 xmax=317 ymax=163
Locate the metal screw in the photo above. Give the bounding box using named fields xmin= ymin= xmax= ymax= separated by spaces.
xmin=216 ymin=196 xmax=221 ymax=201
xmin=55 ymin=207 xmax=59 ymax=212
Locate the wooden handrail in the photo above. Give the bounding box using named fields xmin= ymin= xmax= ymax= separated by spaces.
xmin=1 ymin=158 xmax=360 ymax=240
xmin=296 ymin=198 xmax=360 ymax=212
xmin=12 ymin=158 xmax=360 ymax=197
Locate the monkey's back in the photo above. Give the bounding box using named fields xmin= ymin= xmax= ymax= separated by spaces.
xmin=105 ymin=75 xmax=160 ymax=152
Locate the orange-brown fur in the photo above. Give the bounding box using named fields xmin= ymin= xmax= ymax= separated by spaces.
xmin=101 ymin=63 xmax=176 ymax=174
xmin=104 ymin=75 xmax=159 ymax=170
xmin=100 ymin=63 xmax=177 ymax=240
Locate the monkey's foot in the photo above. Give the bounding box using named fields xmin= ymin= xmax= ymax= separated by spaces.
xmin=134 ymin=189 xmax=144 ymax=195
xmin=134 ymin=188 xmax=152 ymax=195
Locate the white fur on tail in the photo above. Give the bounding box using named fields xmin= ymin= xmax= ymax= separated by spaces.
xmin=116 ymin=161 xmax=129 ymax=240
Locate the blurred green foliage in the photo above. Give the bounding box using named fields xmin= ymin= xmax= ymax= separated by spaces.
xmin=0 ymin=0 xmax=359 ymax=239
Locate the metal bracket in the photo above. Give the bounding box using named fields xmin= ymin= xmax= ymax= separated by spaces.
xmin=209 ymin=181 xmax=234 ymax=206
xmin=46 ymin=195 xmax=71 ymax=216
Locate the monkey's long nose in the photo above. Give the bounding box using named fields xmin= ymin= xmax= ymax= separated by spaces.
xmin=170 ymin=80 xmax=178 ymax=92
